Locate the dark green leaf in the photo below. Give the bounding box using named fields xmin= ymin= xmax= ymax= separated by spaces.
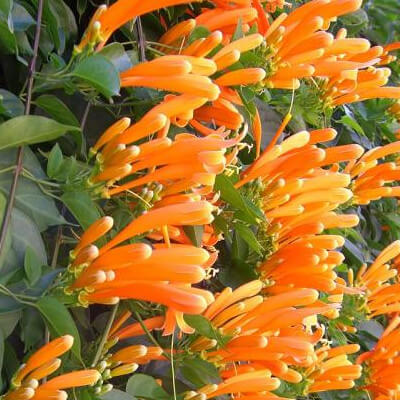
xmin=20 ymin=308 xmax=44 ymax=351
xmin=77 ymin=0 xmax=87 ymax=18
xmin=24 ymin=246 xmax=42 ymax=286
xmin=232 ymin=230 xmax=249 ymax=261
xmin=184 ymin=314 xmax=215 ymax=338
xmin=10 ymin=207 xmax=46 ymax=266
xmin=214 ymin=174 xmax=260 ymax=224
xmin=0 ymin=19 xmax=17 ymax=54
xmin=182 ymin=225 xmax=203 ymax=247
xmin=35 ymin=94 xmax=80 ymax=127
xmin=61 ymin=191 xmax=102 ymax=229
xmin=102 ymin=390 xmax=135 ymax=400
xmin=188 ymin=26 xmax=210 ymax=44
xmin=232 ymin=17 xmax=244 ymax=41
xmin=219 ymin=259 xmax=258 ymax=288
xmin=0 ymin=175 xmax=66 ymax=231
xmin=184 ymin=315 xmax=230 ymax=347
xmin=233 ymin=222 xmax=263 ymax=255
xmin=72 ymin=54 xmax=120 ymax=97
xmin=0 ymin=0 xmax=13 ymax=20
xmin=0 ymin=147 xmax=47 ymax=179
xmin=99 ymin=43 xmax=133 ymax=72
xmin=37 ymin=296 xmax=81 ymax=359
xmin=0 ymin=329 xmax=4 ymax=383
xmin=0 ymin=89 xmax=24 ymax=117
xmin=0 ymin=308 xmax=21 ymax=337
xmin=181 ymin=357 xmax=219 ymax=387
xmin=3 ymin=341 xmax=19 ymax=383
xmin=339 ymin=115 xmax=365 ymax=136
xmin=0 ymin=115 xmax=80 ymax=150
xmin=126 ymin=374 xmax=170 ymax=400
xmin=11 ymin=3 xmax=34 ymax=31
xmin=47 ymin=143 xmax=64 ymax=179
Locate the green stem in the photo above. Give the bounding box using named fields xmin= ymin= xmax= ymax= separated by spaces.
xmin=0 ymin=284 xmax=37 ymax=305
xmin=171 ymin=329 xmax=177 ymax=400
xmin=91 ymin=303 xmax=119 ymax=367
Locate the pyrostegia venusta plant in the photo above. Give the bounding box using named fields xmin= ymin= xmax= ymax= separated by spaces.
xmin=1 ymin=0 xmax=400 ymax=400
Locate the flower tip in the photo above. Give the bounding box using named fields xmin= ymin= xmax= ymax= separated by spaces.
xmin=62 ymin=335 xmax=75 ymax=350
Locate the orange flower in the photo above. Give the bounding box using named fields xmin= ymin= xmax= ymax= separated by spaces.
xmin=37 ymin=370 xmax=100 ymax=390
xmin=357 ymin=316 xmax=400 ymax=399
xmin=350 ymin=141 xmax=400 ymax=204
xmin=355 ymin=241 xmax=400 ymax=317
xmin=4 ymin=336 xmax=99 ymax=400
xmin=306 ymin=344 xmax=361 ymax=393
xmin=78 ymin=0 xmax=201 ymax=49
xmin=13 ymin=336 xmax=73 ymax=386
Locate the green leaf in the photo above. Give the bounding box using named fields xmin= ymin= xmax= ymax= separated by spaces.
xmin=0 ymin=175 xmax=66 ymax=231
xmin=47 ymin=143 xmax=64 ymax=179
xmin=214 ymin=174 xmax=261 ymax=224
xmin=232 ymin=230 xmax=249 ymax=261
xmin=72 ymin=54 xmax=120 ymax=97
xmin=233 ymin=222 xmax=263 ymax=255
xmin=232 ymin=17 xmax=244 ymax=41
xmin=0 ymin=147 xmax=47 ymax=179
xmin=35 ymin=94 xmax=80 ymax=127
xmin=0 ymin=89 xmax=24 ymax=117
xmin=339 ymin=115 xmax=365 ymax=136
xmin=102 ymin=390 xmax=135 ymax=400
xmin=181 ymin=357 xmax=219 ymax=387
xmin=10 ymin=207 xmax=46 ymax=266
xmin=11 ymin=3 xmax=34 ymax=32
xmin=184 ymin=315 xmax=230 ymax=347
xmin=61 ymin=191 xmax=102 ymax=230
xmin=3 ymin=341 xmax=19 ymax=383
xmin=0 ymin=308 xmax=21 ymax=337
xmin=20 ymin=308 xmax=44 ymax=351
xmin=188 ymin=26 xmax=210 ymax=44
xmin=182 ymin=225 xmax=203 ymax=247
xmin=37 ymin=296 xmax=81 ymax=360
xmin=0 ymin=0 xmax=13 ymax=20
xmin=126 ymin=374 xmax=170 ymax=400
xmin=0 ymin=19 xmax=17 ymax=54
xmin=0 ymin=329 xmax=4 ymax=384
xmin=184 ymin=314 xmax=215 ymax=337
xmin=0 ymin=0 xmax=13 ymax=30
xmin=99 ymin=43 xmax=133 ymax=72
xmin=77 ymin=0 xmax=87 ymax=18
xmin=219 ymin=259 xmax=258 ymax=289
xmin=0 ymin=115 xmax=80 ymax=150
xmin=24 ymin=246 xmax=42 ymax=286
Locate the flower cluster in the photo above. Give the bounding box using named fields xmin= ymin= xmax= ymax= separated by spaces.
xmin=3 ymin=0 xmax=400 ymax=400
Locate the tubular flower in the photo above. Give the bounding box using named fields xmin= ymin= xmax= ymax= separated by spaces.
xmin=120 ymin=56 xmax=220 ymax=101
xmin=357 ymin=316 xmax=400 ymax=400
xmin=260 ymin=0 xmax=363 ymax=89
xmin=233 ymin=126 xmax=360 ymax=297
xmin=349 ymin=141 xmax=400 ymax=205
xmin=93 ymin=129 xmax=245 ymax=199
xmin=4 ymin=336 xmax=100 ymax=400
xmin=76 ymin=0 xmax=201 ymax=50
xmin=193 ymin=370 xmax=281 ymax=399
xmin=116 ymin=282 xmax=332 ymax=386
xmin=355 ymin=241 xmax=400 ymax=318
xmin=305 ymin=344 xmax=361 ymax=393
xmin=192 ymin=282 xmax=336 ymax=384
xmin=65 ymin=204 xmax=215 ymax=316
xmin=154 ymin=27 xmax=265 ymax=133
